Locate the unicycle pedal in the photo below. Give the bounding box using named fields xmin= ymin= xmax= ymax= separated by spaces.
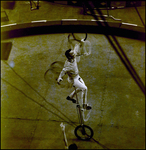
xmin=76 ymin=104 xmax=80 ymax=108
xmin=72 ymin=99 xmax=76 ymax=103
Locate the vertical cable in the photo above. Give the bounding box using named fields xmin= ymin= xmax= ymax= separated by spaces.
xmin=83 ymin=1 xmax=145 ymax=95
xmin=133 ymin=1 xmax=145 ymax=27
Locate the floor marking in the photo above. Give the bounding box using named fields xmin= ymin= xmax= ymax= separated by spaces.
xmin=1 ymin=23 xmax=17 ymax=27
xmin=62 ymin=19 xmax=77 ymax=21
xmin=91 ymin=19 xmax=104 ymax=22
xmin=122 ymin=22 xmax=138 ymax=26
xmin=31 ymin=20 xmax=47 ymax=23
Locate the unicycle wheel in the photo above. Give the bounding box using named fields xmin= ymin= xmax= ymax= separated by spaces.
xmin=74 ymin=125 xmax=94 ymax=140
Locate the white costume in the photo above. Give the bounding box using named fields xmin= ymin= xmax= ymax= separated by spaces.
xmin=57 ymin=43 xmax=89 ymax=105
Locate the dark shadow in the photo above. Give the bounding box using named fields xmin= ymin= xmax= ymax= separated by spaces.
xmin=67 ymin=1 xmax=82 ymax=7
xmin=91 ymin=137 xmax=110 ymax=149
xmin=72 ymin=137 xmax=110 ymax=149
xmin=1 ymin=1 xmax=16 ymax=9
xmin=1 ymin=11 xmax=9 ymax=22
xmin=1 ymin=25 xmax=145 ymax=41
xmin=1 ymin=42 xmax=12 ymax=60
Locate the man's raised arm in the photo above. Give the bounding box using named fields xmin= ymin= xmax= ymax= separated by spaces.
xmin=57 ymin=69 xmax=66 ymax=84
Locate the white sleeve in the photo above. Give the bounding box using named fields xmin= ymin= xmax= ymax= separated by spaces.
xmin=74 ymin=44 xmax=80 ymax=56
xmin=58 ymin=62 xmax=67 ymax=79
xmin=81 ymin=40 xmax=91 ymax=55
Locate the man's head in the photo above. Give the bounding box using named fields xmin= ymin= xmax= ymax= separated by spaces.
xmin=65 ymin=49 xmax=75 ymax=60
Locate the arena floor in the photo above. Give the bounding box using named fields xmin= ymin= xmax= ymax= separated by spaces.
xmin=1 ymin=1 xmax=145 ymax=149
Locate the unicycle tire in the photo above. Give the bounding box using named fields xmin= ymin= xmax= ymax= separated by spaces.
xmin=74 ymin=125 xmax=93 ymax=141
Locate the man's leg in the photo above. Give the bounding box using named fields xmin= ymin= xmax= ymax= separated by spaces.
xmin=66 ymin=77 xmax=79 ymax=103
xmin=73 ymin=77 xmax=91 ymax=110
xmin=67 ymin=88 xmax=81 ymax=103
xmin=74 ymin=77 xmax=87 ymax=104
xmin=66 ymin=77 xmax=86 ymax=103
xmin=69 ymin=88 xmax=81 ymax=99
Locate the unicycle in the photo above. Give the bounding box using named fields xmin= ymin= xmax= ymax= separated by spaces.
xmin=74 ymin=86 xmax=94 ymax=140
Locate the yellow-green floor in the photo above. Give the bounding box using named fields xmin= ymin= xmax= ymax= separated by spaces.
xmin=1 ymin=1 xmax=145 ymax=149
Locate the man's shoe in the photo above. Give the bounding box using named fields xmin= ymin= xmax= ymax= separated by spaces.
xmin=66 ymin=96 xmax=76 ymax=103
xmin=83 ymin=104 xmax=92 ymax=110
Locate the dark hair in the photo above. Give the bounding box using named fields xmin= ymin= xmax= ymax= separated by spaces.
xmin=65 ymin=49 xmax=72 ymax=59
xmin=68 ymin=143 xmax=78 ymax=150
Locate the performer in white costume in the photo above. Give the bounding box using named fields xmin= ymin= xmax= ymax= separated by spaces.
xmin=57 ymin=39 xmax=91 ymax=110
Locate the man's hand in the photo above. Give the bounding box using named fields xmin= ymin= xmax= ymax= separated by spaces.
xmin=81 ymin=39 xmax=85 ymax=42
xmin=80 ymin=39 xmax=85 ymax=48
xmin=57 ymin=77 xmax=63 ymax=84
xmin=60 ymin=122 xmax=65 ymax=131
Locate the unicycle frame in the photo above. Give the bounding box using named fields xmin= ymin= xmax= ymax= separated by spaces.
xmin=74 ymin=86 xmax=94 ymax=140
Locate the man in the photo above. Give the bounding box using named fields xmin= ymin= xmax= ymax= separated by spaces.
xmin=57 ymin=39 xmax=91 ymax=110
